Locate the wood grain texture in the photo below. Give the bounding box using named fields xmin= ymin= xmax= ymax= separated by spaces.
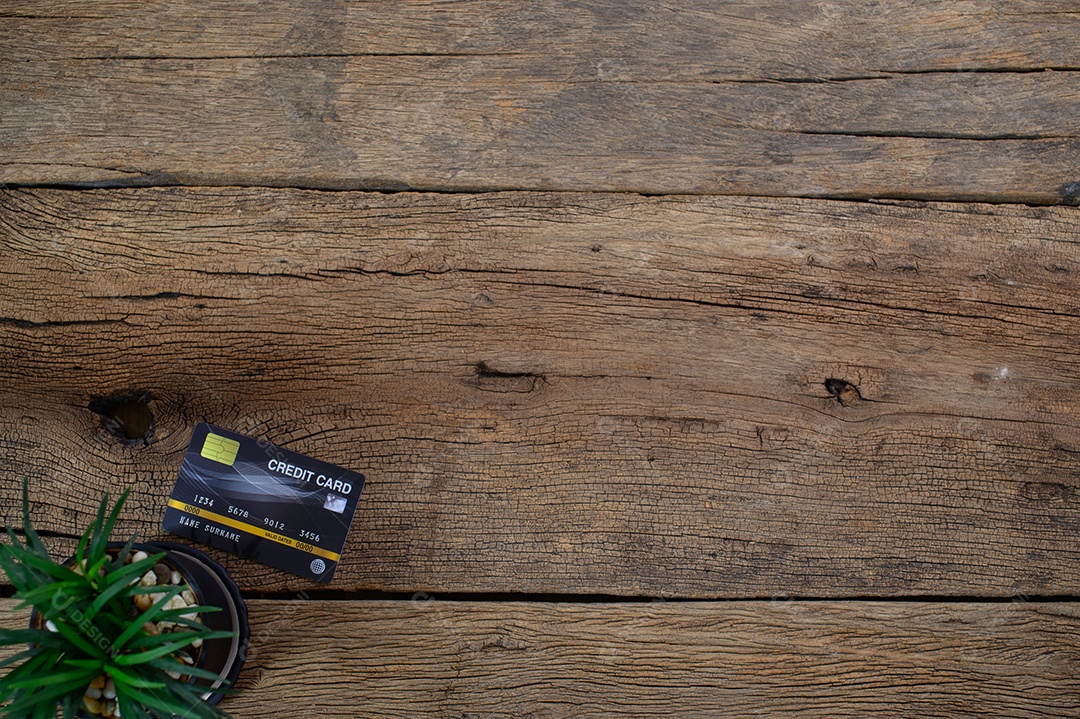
xmin=1 ymin=1 xmax=1079 ymax=200
xmin=5 ymin=598 xmax=1078 ymax=718
xmin=1 ymin=187 xmax=1078 ymax=597
xmin=6 ymin=0 xmax=1080 ymax=71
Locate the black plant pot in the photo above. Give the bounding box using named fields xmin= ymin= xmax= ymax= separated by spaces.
xmin=142 ymin=541 xmax=249 ymax=704
xmin=31 ymin=541 xmax=248 ymax=713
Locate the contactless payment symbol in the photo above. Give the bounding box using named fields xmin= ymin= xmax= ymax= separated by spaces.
xmin=201 ymin=432 xmax=240 ymax=466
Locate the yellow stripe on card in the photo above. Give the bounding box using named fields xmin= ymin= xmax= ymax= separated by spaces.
xmin=167 ymin=499 xmax=340 ymax=561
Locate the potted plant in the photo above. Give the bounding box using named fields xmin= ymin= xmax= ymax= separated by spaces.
xmin=0 ymin=480 xmax=248 ymax=719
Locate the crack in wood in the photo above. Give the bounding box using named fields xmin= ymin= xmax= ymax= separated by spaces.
xmin=793 ymin=129 xmax=1075 ymax=141
xmin=467 ymin=362 xmax=546 ymax=394
xmin=0 ymin=316 xmax=129 ymax=328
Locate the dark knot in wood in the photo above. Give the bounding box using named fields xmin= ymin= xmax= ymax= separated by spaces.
xmin=88 ymin=390 xmax=155 ymax=447
xmin=824 ymin=378 xmax=862 ymax=407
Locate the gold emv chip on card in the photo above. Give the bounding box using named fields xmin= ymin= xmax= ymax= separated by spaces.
xmin=201 ymin=432 xmax=240 ymax=466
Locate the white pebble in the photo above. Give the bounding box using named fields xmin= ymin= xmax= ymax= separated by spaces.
xmin=139 ymin=571 xmax=156 ymax=587
xmin=103 ymin=678 xmax=116 ymax=700
xmin=131 ymin=550 xmax=149 ymax=564
xmin=171 ymin=570 xmax=182 ymax=584
xmin=84 ymin=686 xmax=102 ymax=700
xmin=191 ymin=637 xmax=203 ymax=648
xmin=181 ymin=589 xmax=196 ymax=605
xmin=45 ymin=620 xmax=57 ymax=632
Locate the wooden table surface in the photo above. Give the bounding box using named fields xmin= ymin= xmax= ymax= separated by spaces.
xmin=2 ymin=2 xmax=1078 ymax=716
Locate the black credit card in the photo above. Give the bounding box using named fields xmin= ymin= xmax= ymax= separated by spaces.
xmin=162 ymin=423 xmax=366 ymax=583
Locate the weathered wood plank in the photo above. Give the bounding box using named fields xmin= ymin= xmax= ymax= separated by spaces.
xmin=1 ymin=188 xmax=1078 ymax=596
xmin=1 ymin=1 xmax=1079 ymax=199
xmin=5 ymin=598 xmax=1078 ymax=717
xmin=6 ymin=0 xmax=1080 ymax=72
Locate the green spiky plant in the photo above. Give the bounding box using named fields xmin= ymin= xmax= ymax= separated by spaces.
xmin=0 ymin=480 xmax=237 ymax=719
